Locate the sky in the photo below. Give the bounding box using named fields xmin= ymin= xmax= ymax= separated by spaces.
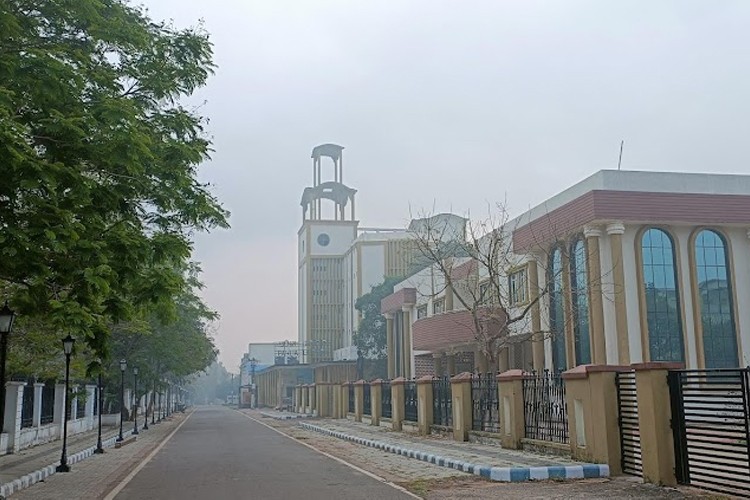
xmin=140 ymin=0 xmax=750 ymax=370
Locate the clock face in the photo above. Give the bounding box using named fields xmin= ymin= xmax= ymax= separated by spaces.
xmin=317 ymin=233 xmax=330 ymax=247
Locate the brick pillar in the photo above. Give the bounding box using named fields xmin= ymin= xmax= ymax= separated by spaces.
xmin=3 ymin=381 xmax=25 ymax=453
xmin=497 ymin=370 xmax=525 ymax=449
xmin=450 ymin=372 xmax=473 ymax=442
xmin=353 ymin=380 xmax=365 ymax=422
xmin=370 ymin=380 xmax=383 ymax=426
xmin=562 ymin=365 xmax=627 ymax=471
xmin=416 ymin=376 xmax=434 ymax=436
xmin=391 ymin=377 xmax=406 ymax=431
xmin=634 ymin=362 xmax=682 ymax=486
xmin=32 ymin=382 xmax=44 ymax=428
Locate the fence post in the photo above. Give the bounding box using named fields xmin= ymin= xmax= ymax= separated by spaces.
xmin=450 ymin=372 xmax=473 ymax=442
xmin=354 ymin=380 xmax=365 ymax=422
xmin=318 ymin=382 xmax=331 ymax=417
xmin=391 ymin=377 xmax=406 ymax=431
xmin=309 ymin=384 xmax=317 ymax=416
xmin=370 ymin=380 xmax=382 ymax=426
xmin=416 ymin=376 xmax=434 ymax=436
xmin=561 ymin=365 xmax=626 ymax=470
xmin=33 ymin=382 xmax=44 ymax=428
xmin=341 ymin=382 xmax=350 ymax=418
xmin=633 ymin=362 xmax=682 ymax=486
xmin=85 ymin=384 xmax=97 ymax=429
xmin=497 ymin=369 xmax=525 ymax=449
xmin=300 ymin=385 xmax=308 ymax=414
xmin=3 ymin=381 xmax=25 ymax=453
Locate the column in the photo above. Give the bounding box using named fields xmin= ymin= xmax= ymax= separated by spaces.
xmin=32 ymin=382 xmax=44 ymax=427
xmin=53 ymin=382 xmax=66 ymax=437
xmin=342 ymin=382 xmax=350 ymax=417
xmin=353 ymin=380 xmax=364 ymax=422
xmin=3 ymin=382 xmax=25 ymax=453
xmin=584 ymin=226 xmax=607 ymax=365
xmin=385 ymin=314 xmax=395 ymax=379
xmin=416 ymin=376 xmax=433 ymax=436
xmin=527 ymin=257 xmax=545 ymax=371
xmin=607 ymin=222 xmax=630 ymax=364
xmin=497 ymin=370 xmax=525 ymax=449
xmin=390 ymin=377 xmax=406 ymax=431
xmin=450 ymin=373 xmax=473 ymax=442
xmin=401 ymin=307 xmax=412 ymax=379
xmin=370 ymin=380 xmax=382 ymax=426
xmin=85 ymin=384 xmax=97 ymax=428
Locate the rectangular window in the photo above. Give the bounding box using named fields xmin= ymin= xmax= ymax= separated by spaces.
xmin=432 ymin=298 xmax=445 ymax=315
xmin=417 ymin=305 xmax=428 ymax=319
xmin=508 ymin=268 xmax=528 ymax=306
xmin=479 ymin=280 xmax=491 ymax=305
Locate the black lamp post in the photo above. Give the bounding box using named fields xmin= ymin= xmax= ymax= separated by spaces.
xmin=132 ymin=366 xmax=139 ymax=435
xmin=157 ymin=381 xmax=163 ymax=423
xmin=56 ymin=334 xmax=75 ymax=472
xmin=116 ymin=359 xmax=126 ymax=442
xmin=94 ymin=361 xmax=104 ymax=454
xmin=142 ymin=373 xmax=149 ymax=431
xmin=0 ymin=301 xmax=16 ymax=434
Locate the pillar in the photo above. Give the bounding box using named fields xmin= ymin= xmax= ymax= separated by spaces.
xmin=85 ymin=384 xmax=97 ymax=427
xmin=309 ymin=385 xmax=317 ymax=416
xmin=353 ymin=380 xmax=364 ymax=422
xmin=370 ymin=380 xmax=383 ymax=426
xmin=497 ymin=370 xmax=525 ymax=449
xmin=416 ymin=376 xmax=434 ymax=436
xmin=386 ymin=314 xmax=395 ymax=379
xmin=527 ymin=257 xmax=545 ymax=372
xmin=342 ymin=382 xmax=351 ymax=417
xmin=634 ymin=362 xmax=682 ymax=486
xmin=584 ymin=226 xmax=607 ymax=365
xmin=32 ymin=382 xmax=44 ymax=427
xmin=402 ymin=307 xmax=413 ymax=379
xmin=450 ymin=372 xmax=473 ymax=442
xmin=607 ymin=222 xmax=630 ymax=364
xmin=332 ymin=382 xmax=341 ymax=418
xmin=562 ymin=365 xmax=626 ymax=471
xmin=53 ymin=382 xmax=66 ymax=432
xmin=302 ymin=385 xmax=309 ymax=414
xmin=3 ymin=381 xmax=25 ymax=453
xmin=391 ymin=377 xmax=406 ymax=431
xmin=317 ymin=382 xmax=330 ymax=418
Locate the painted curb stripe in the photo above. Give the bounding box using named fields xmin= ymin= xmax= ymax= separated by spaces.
xmin=298 ymin=422 xmax=610 ymax=484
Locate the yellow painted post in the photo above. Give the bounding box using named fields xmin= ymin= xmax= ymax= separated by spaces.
xmin=497 ymin=370 xmax=525 ymax=449
xmin=416 ymin=376 xmax=434 ymax=436
xmin=342 ymin=382 xmax=351 ymax=418
xmin=391 ymin=377 xmax=406 ymax=431
xmin=309 ymin=384 xmax=317 ymax=416
xmin=450 ymin=372 xmax=473 ymax=442
xmin=370 ymin=380 xmax=383 ymax=426
xmin=354 ymin=380 xmax=365 ymax=422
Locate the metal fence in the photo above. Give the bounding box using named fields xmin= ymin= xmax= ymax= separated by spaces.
xmin=381 ymin=381 xmax=392 ymax=419
xmin=522 ymin=370 xmax=569 ymax=443
xmin=669 ymin=367 xmax=750 ymax=498
xmin=616 ymin=370 xmax=642 ymax=477
xmin=21 ymin=383 xmax=34 ymax=429
xmin=41 ymin=382 xmax=55 ymax=425
xmin=76 ymin=388 xmax=86 ymax=419
xmin=471 ymin=373 xmax=499 ymax=433
xmin=363 ymin=384 xmax=372 ymax=416
xmin=348 ymin=384 xmax=355 ymax=414
xmin=404 ymin=380 xmax=418 ymax=422
xmin=432 ymin=376 xmax=452 ymax=427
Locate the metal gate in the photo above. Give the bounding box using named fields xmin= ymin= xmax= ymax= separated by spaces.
xmin=669 ymin=368 xmax=750 ymax=497
xmin=615 ymin=370 xmax=642 ymax=477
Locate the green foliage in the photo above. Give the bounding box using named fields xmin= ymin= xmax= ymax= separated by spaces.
xmin=353 ymin=277 xmax=401 ymax=360
xmin=0 ymin=0 xmax=228 ymax=358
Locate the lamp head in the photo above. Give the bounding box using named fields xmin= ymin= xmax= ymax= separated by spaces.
xmin=0 ymin=301 xmax=16 ymax=334
xmin=120 ymin=359 xmax=127 ymax=372
xmin=62 ymin=334 xmax=75 ymax=355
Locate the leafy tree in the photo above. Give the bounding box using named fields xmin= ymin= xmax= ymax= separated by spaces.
xmin=353 ymin=277 xmax=402 ymax=366
xmin=0 ymin=0 xmax=228 ymax=358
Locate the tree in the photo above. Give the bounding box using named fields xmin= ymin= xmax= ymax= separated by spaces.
xmin=353 ymin=277 xmax=402 ymax=373
xmin=0 ymin=1 xmax=228 ymax=358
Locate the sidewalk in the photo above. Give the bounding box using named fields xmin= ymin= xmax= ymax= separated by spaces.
xmin=293 ymin=417 xmax=608 ymax=482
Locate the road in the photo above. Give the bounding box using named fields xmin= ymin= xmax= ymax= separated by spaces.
xmin=113 ymin=406 xmax=413 ymax=500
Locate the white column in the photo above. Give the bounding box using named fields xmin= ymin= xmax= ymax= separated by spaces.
xmin=85 ymin=384 xmax=97 ymax=429
xmin=4 ymin=381 xmax=26 ymax=453
xmin=53 ymin=383 xmax=66 ymax=441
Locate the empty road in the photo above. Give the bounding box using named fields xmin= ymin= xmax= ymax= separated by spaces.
xmin=112 ymin=406 xmax=413 ymax=500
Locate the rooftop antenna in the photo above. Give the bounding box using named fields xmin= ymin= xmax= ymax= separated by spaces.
xmin=617 ymin=140 xmax=624 ymax=170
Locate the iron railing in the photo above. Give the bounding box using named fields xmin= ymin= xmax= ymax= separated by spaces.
xmin=616 ymin=370 xmax=642 ymax=477
xmin=522 ymin=370 xmax=569 ymax=443
xmin=432 ymin=376 xmax=452 ymax=427
xmin=669 ymin=367 xmax=750 ymax=498
xmin=41 ymin=382 xmax=55 ymax=425
xmin=75 ymin=389 xmax=86 ymax=419
xmin=381 ymin=381 xmax=392 ymax=418
xmin=404 ymin=380 xmax=418 ymax=422
xmin=363 ymin=384 xmax=372 ymax=416
xmin=21 ymin=383 xmax=34 ymax=429
xmin=348 ymin=384 xmax=355 ymax=414
xmin=471 ymin=373 xmax=499 ymax=433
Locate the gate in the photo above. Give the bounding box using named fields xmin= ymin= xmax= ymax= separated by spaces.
xmin=471 ymin=373 xmax=499 ymax=433
xmin=522 ymin=370 xmax=569 ymax=443
xmin=432 ymin=376 xmax=452 ymax=427
xmin=615 ymin=370 xmax=642 ymax=477
xmin=669 ymin=368 xmax=750 ymax=498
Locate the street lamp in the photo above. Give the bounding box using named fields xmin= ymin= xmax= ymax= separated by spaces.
xmin=249 ymin=358 xmax=259 ymax=409
xmin=56 ymin=334 xmax=75 ymax=472
xmin=151 ymin=375 xmax=157 ymax=425
xmin=116 ymin=359 xmax=126 ymax=442
xmin=94 ymin=360 xmax=104 ymax=454
xmin=0 ymin=301 xmax=16 ymax=434
xmin=132 ymin=366 xmax=139 ymax=435
xmin=142 ymin=372 xmax=149 ymax=431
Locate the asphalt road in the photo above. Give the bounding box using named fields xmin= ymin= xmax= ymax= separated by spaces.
xmin=114 ymin=406 xmax=413 ymax=500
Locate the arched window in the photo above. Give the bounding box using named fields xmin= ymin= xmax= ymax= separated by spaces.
xmin=570 ymin=238 xmax=591 ymax=365
xmin=549 ymin=246 xmax=566 ymax=371
xmin=640 ymin=228 xmax=684 ymax=362
xmin=694 ymin=230 xmax=738 ymax=368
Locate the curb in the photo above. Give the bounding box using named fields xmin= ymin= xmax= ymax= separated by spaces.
xmin=260 ymin=411 xmax=311 ymax=420
xmin=299 ymin=422 xmax=609 ymax=483
xmin=0 ymin=430 xmax=133 ymax=498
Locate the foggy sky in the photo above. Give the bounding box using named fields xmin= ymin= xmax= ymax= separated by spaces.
xmin=141 ymin=0 xmax=750 ymax=371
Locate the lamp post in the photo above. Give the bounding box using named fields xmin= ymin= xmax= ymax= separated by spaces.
xmin=132 ymin=366 xmax=139 ymax=435
xmin=249 ymin=358 xmax=258 ymax=409
xmin=142 ymin=373 xmax=149 ymax=431
xmin=116 ymin=359 xmax=126 ymax=442
xmin=94 ymin=361 xmax=104 ymax=454
xmin=0 ymin=301 xmax=16 ymax=434
xmin=56 ymin=334 xmax=75 ymax=472
xmin=151 ymin=376 xmax=157 ymax=425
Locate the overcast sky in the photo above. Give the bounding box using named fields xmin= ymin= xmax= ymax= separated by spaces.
xmin=142 ymin=0 xmax=750 ymax=371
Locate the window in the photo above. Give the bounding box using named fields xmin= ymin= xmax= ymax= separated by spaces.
xmin=641 ymin=228 xmax=684 ymax=363
xmin=417 ymin=305 xmax=428 ymax=319
xmin=432 ymin=298 xmax=445 ymax=314
xmin=549 ymin=246 xmax=566 ymax=371
xmin=478 ymin=280 xmax=491 ymax=305
xmin=694 ymin=230 xmax=738 ymax=368
xmin=508 ymin=268 xmax=528 ymax=306
xmin=570 ymin=238 xmax=591 ymax=365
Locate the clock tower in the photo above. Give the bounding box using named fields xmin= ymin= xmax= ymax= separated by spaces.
xmin=298 ymin=144 xmax=358 ymax=362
